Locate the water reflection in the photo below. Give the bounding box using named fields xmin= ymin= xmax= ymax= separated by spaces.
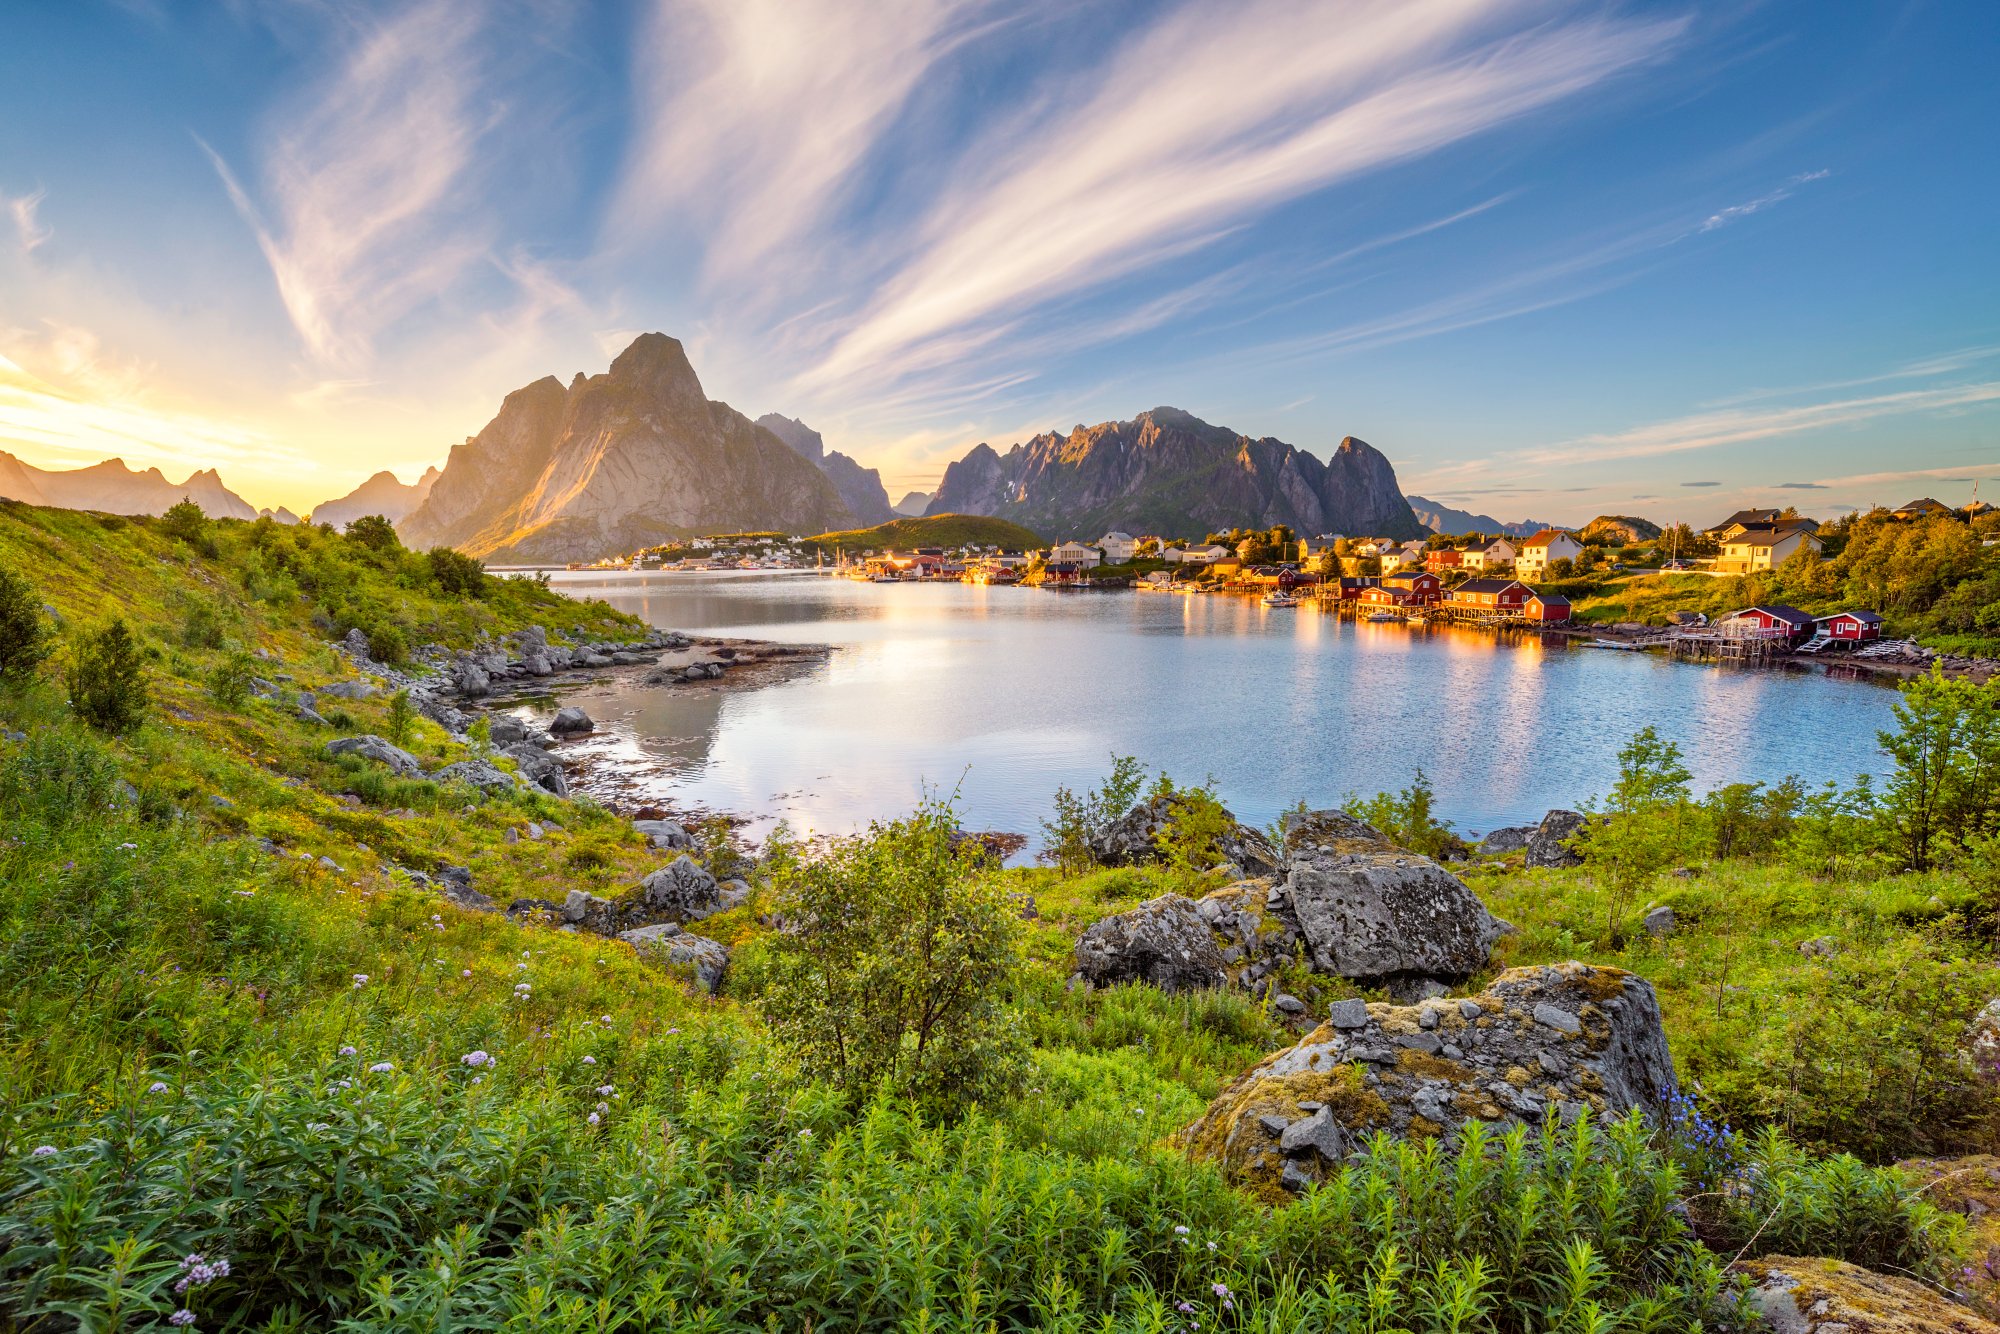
xmin=540 ymin=571 xmax=1898 ymax=845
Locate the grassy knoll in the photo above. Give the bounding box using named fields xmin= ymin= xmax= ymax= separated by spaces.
xmin=1 ymin=499 xmax=1995 ymax=1328
xmin=802 ymin=511 xmax=1045 ymax=552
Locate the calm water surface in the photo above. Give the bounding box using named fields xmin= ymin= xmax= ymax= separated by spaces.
xmin=539 ymin=571 xmax=1899 ymax=845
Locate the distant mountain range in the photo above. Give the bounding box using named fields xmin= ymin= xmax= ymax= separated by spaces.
xmin=754 ymin=413 xmax=894 ymax=526
xmin=397 ymin=334 xmax=854 ymax=562
xmin=893 ymin=491 xmax=932 ymax=518
xmin=1407 ymin=496 xmax=1553 ymax=537
xmin=0 ymin=449 xmax=257 ymax=519
xmin=928 ymin=408 xmax=1422 ymax=540
xmin=309 ymin=467 xmax=440 ymax=529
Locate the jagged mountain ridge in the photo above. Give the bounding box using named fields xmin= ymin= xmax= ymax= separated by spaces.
xmin=755 ymin=413 xmax=894 ymax=526
xmin=397 ymin=335 xmax=855 ymax=562
xmin=309 ymin=467 xmax=440 ymax=529
xmin=928 ymin=408 xmax=1422 ymax=540
xmin=0 ymin=449 xmax=256 ymax=519
xmin=1407 ymin=496 xmax=1553 ymax=538
xmin=893 ymin=491 xmax=931 ymax=518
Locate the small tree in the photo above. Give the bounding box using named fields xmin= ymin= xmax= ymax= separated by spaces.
xmin=385 ymin=689 xmax=415 ymax=747
xmin=1348 ymin=768 xmax=1462 ymax=859
xmin=161 ymin=498 xmax=209 ymax=545
xmin=1877 ymin=668 xmax=2000 ymax=870
xmin=427 ymin=547 xmax=488 ymax=597
xmin=208 ymin=650 xmax=256 ymax=708
xmin=1040 ymin=754 xmax=1144 ymax=875
xmin=760 ymin=801 xmax=1027 ymax=1115
xmin=66 ymin=618 xmax=149 ymax=733
xmin=1149 ymin=776 xmax=1234 ymax=884
xmin=1582 ymin=727 xmax=1695 ymax=944
xmin=0 ymin=564 xmax=50 ymax=680
xmin=345 ymin=514 xmax=400 ymax=553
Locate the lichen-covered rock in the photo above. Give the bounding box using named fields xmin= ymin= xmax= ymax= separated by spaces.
xmin=1087 ymin=794 xmax=1281 ymax=876
xmin=501 ymin=742 xmax=567 ymax=796
xmin=1178 ymin=962 xmax=1675 ymax=1197
xmin=1074 ymin=893 xmax=1228 ymax=992
xmin=633 ymin=818 xmax=691 ymax=849
xmin=1194 ymin=877 xmax=1304 ymax=992
xmin=1525 ymin=809 xmax=1588 ymax=869
xmin=636 ymin=855 xmax=722 ymax=921
xmin=432 ymin=759 xmax=522 ymax=794
xmin=325 ymin=735 xmax=422 ymax=777
xmin=452 ymin=658 xmax=491 ymax=698
xmin=1733 ymin=1255 xmax=1998 ymax=1333
xmin=625 ymin=928 xmax=729 ymax=994
xmin=1281 ymin=810 xmax=1508 ymax=994
xmin=1477 ymin=825 xmax=1535 ymax=855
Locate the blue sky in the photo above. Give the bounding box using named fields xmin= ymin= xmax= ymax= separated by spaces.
xmin=1 ymin=0 xmax=1996 ymax=524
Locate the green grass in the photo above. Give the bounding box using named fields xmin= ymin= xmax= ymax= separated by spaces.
xmin=802 ymin=512 xmax=1046 ymax=552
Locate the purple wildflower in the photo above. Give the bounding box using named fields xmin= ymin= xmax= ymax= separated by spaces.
xmin=461 ymin=1051 xmax=493 ymax=1068
xmin=30 ymin=1145 xmax=56 ymax=1158
xmin=149 ymin=1081 xmax=169 ymax=1094
xmin=338 ymin=1045 xmax=357 ymax=1056
xmin=168 ymin=1311 xmax=195 ymax=1327
xmin=369 ymin=1062 xmax=393 ymax=1074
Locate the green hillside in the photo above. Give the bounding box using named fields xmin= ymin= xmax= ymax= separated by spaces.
xmin=803 ymin=511 xmax=1044 ymax=552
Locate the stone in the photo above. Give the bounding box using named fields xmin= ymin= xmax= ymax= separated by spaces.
xmin=1532 ymin=1003 xmax=1582 ymax=1035
xmin=1086 ymin=793 xmax=1282 ymax=877
xmin=501 ymin=742 xmax=568 ymax=796
xmin=550 ymin=706 xmax=594 ymax=736
xmin=636 ymin=855 xmax=723 ymax=921
xmin=1642 ymin=905 xmax=1676 ymax=937
xmin=522 ymin=649 xmax=552 ymax=676
xmin=633 ymin=818 xmax=691 ymax=849
xmin=1274 ymin=993 xmax=1305 ymax=1015
xmin=1282 ymin=811 xmax=1509 ymax=994
xmin=319 ymin=680 xmax=377 ymax=700
xmin=1277 ymin=1105 xmax=1347 ymax=1162
xmin=1178 ymin=963 xmax=1675 ymax=1196
xmin=325 ymin=735 xmax=422 ymax=777
xmin=1475 ymin=825 xmax=1535 ymax=855
xmin=625 ymin=929 xmax=729 ymax=994
xmin=1524 ymin=810 xmax=1589 ymax=869
xmin=296 ymin=705 xmax=329 ymax=727
xmin=488 ymin=715 xmax=528 ymax=746
xmin=1073 ymin=894 xmax=1229 ymax=993
xmin=432 ymin=759 xmax=522 ymax=794
xmin=1256 ymin=1113 xmax=1289 ymax=1136
xmin=452 ymin=659 xmax=491 ymax=698
xmin=1733 ymin=1254 xmax=2000 ymax=1334
xmin=1966 ymin=1001 xmax=2000 ymax=1078
xmin=1328 ymin=998 xmax=1371 ymax=1029
xmin=342 ymin=627 xmax=373 ymax=661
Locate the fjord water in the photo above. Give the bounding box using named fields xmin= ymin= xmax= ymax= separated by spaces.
xmin=545 ymin=571 xmax=1899 ymax=845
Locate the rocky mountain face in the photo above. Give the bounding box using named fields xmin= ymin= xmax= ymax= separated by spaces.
xmin=1579 ymin=514 xmax=1663 ymax=545
xmin=259 ymin=507 xmax=302 ymax=525
xmin=0 ymin=449 xmax=256 ymax=519
xmin=309 ymin=467 xmax=440 ymax=530
xmin=1407 ymin=495 xmax=1551 ymax=537
xmin=928 ymin=408 xmax=1421 ymax=540
xmin=398 ymin=335 xmax=856 ymax=562
xmin=893 ymin=491 xmax=931 ymax=517
xmin=754 ymin=413 xmax=894 ymax=526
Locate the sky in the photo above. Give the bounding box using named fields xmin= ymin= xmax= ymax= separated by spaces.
xmin=1 ymin=0 xmax=1996 ymax=525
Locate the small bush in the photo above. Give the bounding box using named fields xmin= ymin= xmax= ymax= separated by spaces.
xmin=385 ymin=689 xmax=415 ymax=747
xmin=0 ymin=563 xmax=51 ymax=679
xmin=208 ymin=651 xmax=257 ymax=708
xmin=427 ymin=547 xmax=488 ymax=597
xmin=65 ymin=618 xmax=149 ymax=733
xmin=1041 ymin=753 xmax=1143 ymax=875
xmin=344 ymin=513 xmax=400 ymax=552
xmin=160 ymin=498 xmax=209 ymax=546
xmin=180 ymin=602 xmax=225 ymax=650
xmin=365 ymin=623 xmax=408 ymax=665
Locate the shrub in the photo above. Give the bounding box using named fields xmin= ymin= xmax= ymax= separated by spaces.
xmin=0 ymin=727 xmax=120 ymax=824
xmin=385 ymin=689 xmax=415 ymax=747
xmin=427 ymin=547 xmax=488 ymax=597
xmin=1041 ymin=753 xmax=1144 ymax=875
xmin=1348 ymin=767 xmax=1464 ymax=859
xmin=64 ymin=618 xmax=149 ymax=733
xmin=180 ymin=602 xmax=225 ymax=650
xmin=344 ymin=513 xmax=400 ymax=553
xmin=207 ymin=651 xmax=256 ymax=708
xmin=0 ymin=563 xmax=50 ymax=679
xmin=761 ymin=801 xmax=1028 ymax=1115
xmin=1877 ymin=668 xmax=2000 ymax=870
xmin=160 ymin=498 xmax=209 ymax=546
xmin=1582 ymin=728 xmax=1698 ymax=943
xmin=365 ymin=622 xmax=408 ymax=666
xmin=1148 ymin=773 xmax=1233 ymax=882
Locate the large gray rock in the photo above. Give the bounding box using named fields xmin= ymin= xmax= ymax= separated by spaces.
xmin=1524 ymin=810 xmax=1589 ymax=869
xmin=325 ymin=735 xmax=422 ymax=777
xmin=1281 ymin=810 xmax=1508 ymax=994
xmin=452 ymin=658 xmax=491 ymax=698
xmin=549 ymin=706 xmax=594 ymax=736
xmin=624 ymin=928 xmax=729 ymax=994
xmin=633 ymin=818 xmax=691 ymax=849
xmin=1074 ymin=893 xmax=1229 ymax=993
xmin=318 ymin=680 xmax=377 ymax=700
xmin=488 ymin=715 xmax=529 ymax=747
xmin=432 ymin=759 xmax=522 ymax=794
xmin=1476 ymin=825 xmax=1535 ymax=855
xmin=501 ymin=742 xmax=567 ymax=796
xmin=1087 ymin=793 xmax=1281 ymax=876
xmin=1180 ymin=963 xmax=1676 ymax=1193
xmin=636 ymin=855 xmax=722 ymax=921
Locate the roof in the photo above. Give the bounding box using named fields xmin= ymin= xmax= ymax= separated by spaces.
xmin=1381 ymin=570 xmax=1434 ymax=586
xmin=1729 ymin=605 xmax=1814 ymax=628
xmin=1726 ymin=525 xmax=1821 ymax=548
xmin=1525 ymin=591 xmax=1571 ymax=606
xmin=1100 ymin=531 xmax=1133 ymax=541
xmin=1521 ymin=529 xmax=1575 ymax=549
xmin=1450 ymin=578 xmax=1522 ymax=595
xmin=1895 ymin=497 xmax=1950 ymax=513
xmin=1705 ymin=508 xmax=1783 ymax=533
xmin=1817 ymin=610 xmax=1884 ymax=625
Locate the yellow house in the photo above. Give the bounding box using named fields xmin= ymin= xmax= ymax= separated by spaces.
xmin=1716 ymin=524 xmax=1822 ymax=573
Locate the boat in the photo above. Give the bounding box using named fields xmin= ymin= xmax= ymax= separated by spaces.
xmin=1366 ymin=611 xmax=1402 ymax=623
xmin=1260 ymin=591 xmax=1299 ymax=608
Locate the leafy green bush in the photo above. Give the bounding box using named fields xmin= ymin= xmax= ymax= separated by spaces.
xmin=426 ymin=547 xmax=487 ymax=597
xmin=64 ymin=618 xmax=149 ymax=733
xmin=1041 ymin=753 xmax=1144 ymax=875
xmin=179 ymin=601 xmax=225 ymax=650
xmin=207 ymin=650 xmax=256 ymax=709
xmin=0 ymin=563 xmax=50 ymax=679
xmin=344 ymin=513 xmax=399 ymax=552
xmin=385 ymin=688 xmax=415 ymax=747
xmin=1348 ymin=768 xmax=1464 ymax=860
xmin=365 ymin=622 xmax=408 ymax=666
xmin=1582 ymin=728 xmax=1699 ymax=942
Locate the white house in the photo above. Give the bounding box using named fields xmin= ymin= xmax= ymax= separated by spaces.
xmin=1378 ymin=549 xmax=1417 ymax=574
xmin=1514 ymin=530 xmax=1582 ymax=580
xmin=1098 ymin=531 xmax=1138 ymax=562
xmin=1167 ymin=543 xmax=1228 ymax=565
xmin=1461 ymin=538 xmax=1518 ymax=571
xmin=1048 ymin=540 xmax=1102 ymax=568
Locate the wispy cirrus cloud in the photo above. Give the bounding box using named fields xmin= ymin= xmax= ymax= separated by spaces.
xmin=204 ymin=0 xmax=492 ymax=369
xmin=1697 ymin=168 xmax=1829 ymax=232
xmin=792 ymin=0 xmax=1687 ymax=393
xmin=3 ymin=188 xmax=52 ymax=256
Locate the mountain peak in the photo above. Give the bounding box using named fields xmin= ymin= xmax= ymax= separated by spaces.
xmin=607 ymin=332 xmax=705 ymax=406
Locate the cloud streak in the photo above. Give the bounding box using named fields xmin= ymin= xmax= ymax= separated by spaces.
xmin=1697 ymin=168 xmax=1829 ymax=233
xmin=3 ymin=188 xmax=51 ymax=256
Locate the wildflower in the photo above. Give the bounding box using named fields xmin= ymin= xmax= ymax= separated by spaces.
xmin=461 ymin=1051 xmax=492 ymax=1068
xmin=799 ymin=1129 xmax=813 ymax=1140
xmin=596 ymin=1101 xmax=609 ymax=1114
xmin=369 ymin=1062 xmax=394 ymax=1074
xmin=600 ymin=1014 xmax=612 ymax=1024
xmin=119 ymin=841 xmax=137 ymax=850
xmin=596 ymin=1084 xmax=613 ymax=1096
xmin=1173 ymin=1225 xmax=1189 ymax=1236
xmin=339 ymin=1045 xmax=357 ymax=1056
xmin=149 ymin=1081 xmax=170 ymax=1094
xmin=30 ymin=1145 xmax=57 ymax=1158
xmin=666 ymin=1027 xmax=679 ymax=1035
xmin=352 ymin=974 xmax=368 ymax=986
xmin=581 ymin=1055 xmax=596 ymax=1065
xmin=471 ymin=1076 xmax=483 ymax=1085
xmin=1206 ymin=1241 xmax=1217 ymax=1251
xmin=1177 ymin=1302 xmax=1195 ymax=1314
xmin=1212 ymin=1283 xmax=1231 ymax=1299
xmin=169 ymin=1311 xmax=195 ymax=1327
xmin=461 ymin=969 xmax=471 ymax=977
xmin=587 ymin=1112 xmax=600 ymax=1125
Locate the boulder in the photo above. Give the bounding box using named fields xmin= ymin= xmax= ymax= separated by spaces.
xmin=1281 ymin=810 xmax=1508 ymax=995
xmin=1087 ymin=793 xmax=1281 ymax=876
xmin=625 ymin=928 xmax=729 ymax=994
xmin=1968 ymin=1001 xmax=2000 ymax=1078
xmin=550 ymin=706 xmax=594 ymax=736
xmin=1524 ymin=810 xmax=1589 ymax=869
xmin=1073 ymin=893 xmax=1229 ymax=993
xmin=522 ymin=649 xmax=553 ymax=676
xmin=1733 ymin=1255 xmax=1998 ymax=1334
xmin=1178 ymin=963 xmax=1675 ymax=1196
xmin=488 ymin=715 xmax=529 ymax=747
xmin=319 ymin=680 xmax=377 ymax=700
xmin=325 ymin=735 xmax=422 ymax=777
xmin=432 ymin=759 xmax=522 ymax=794
xmin=633 ymin=818 xmax=691 ymax=849
xmin=1192 ymin=877 xmax=1305 ymax=991
xmin=1476 ymin=825 xmax=1535 ymax=855
xmin=452 ymin=658 xmax=491 ymax=698
xmin=636 ymin=855 xmax=722 ymax=921
xmin=501 ymin=742 xmax=567 ymax=796
xmin=341 ymin=627 xmax=374 ymax=661
xmin=1642 ymin=905 xmax=1676 ymax=937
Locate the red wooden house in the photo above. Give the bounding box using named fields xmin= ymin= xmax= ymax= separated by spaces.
xmin=1722 ymin=605 xmax=1815 ymax=645
xmin=1329 ymin=576 xmax=1379 ymax=601
xmin=1377 ymin=570 xmax=1443 ymax=606
xmin=1523 ymin=592 xmax=1572 ymax=623
xmin=1359 ymin=584 xmax=1421 ymax=608
xmin=1445 ymin=578 xmax=1530 ymax=612
xmin=1815 ymin=610 xmax=1884 ymax=643
xmin=1424 ymin=548 xmax=1465 ymax=572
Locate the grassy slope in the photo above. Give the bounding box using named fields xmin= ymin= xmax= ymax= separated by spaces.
xmin=803 ymin=512 xmax=1045 ymax=552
